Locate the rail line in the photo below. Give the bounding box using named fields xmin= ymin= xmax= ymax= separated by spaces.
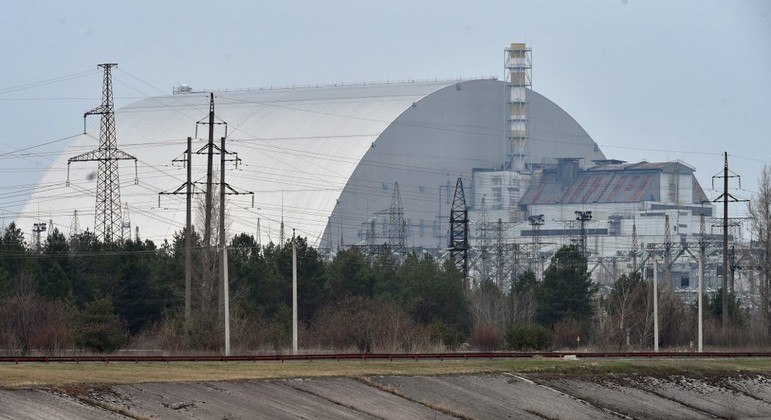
xmin=1 ymin=351 xmax=769 ymax=364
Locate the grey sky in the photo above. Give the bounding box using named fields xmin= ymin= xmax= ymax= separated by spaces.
xmin=1 ymin=0 xmax=769 ymax=227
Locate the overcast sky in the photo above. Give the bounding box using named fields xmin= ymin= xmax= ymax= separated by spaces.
xmin=1 ymin=0 xmax=769 ymax=227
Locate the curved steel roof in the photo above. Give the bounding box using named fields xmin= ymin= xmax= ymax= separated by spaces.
xmin=20 ymin=80 xmax=604 ymax=246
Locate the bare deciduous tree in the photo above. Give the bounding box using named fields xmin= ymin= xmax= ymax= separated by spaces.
xmin=748 ymin=165 xmax=771 ymax=339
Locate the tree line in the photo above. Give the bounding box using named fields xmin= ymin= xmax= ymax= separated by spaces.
xmin=0 ymin=217 xmax=766 ymax=354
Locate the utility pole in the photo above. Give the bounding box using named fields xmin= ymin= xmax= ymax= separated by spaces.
xmin=292 ymin=229 xmax=298 ymax=354
xmin=653 ymin=258 xmax=659 ymax=352
xmin=711 ymin=152 xmax=747 ymax=331
xmin=159 ymin=137 xmax=197 ymax=323
xmin=67 ymin=63 xmax=137 ymax=243
xmin=185 ymin=137 xmax=192 ymax=322
xmin=723 ymin=153 xmax=728 ymax=331
xmin=219 ymin=136 xmax=230 ymax=355
xmin=495 ymin=218 xmax=505 ymax=289
xmin=664 ymin=214 xmax=672 ymax=288
xmin=217 ymin=135 xmax=252 ymax=355
xmin=193 ymin=94 xmax=233 ymax=331
xmin=203 ymin=93 xmax=216 ymax=252
xmin=215 ymin=136 xmax=253 ymax=354
xmin=631 ymin=221 xmax=638 ymax=275
xmin=698 ymin=212 xmax=705 ymax=353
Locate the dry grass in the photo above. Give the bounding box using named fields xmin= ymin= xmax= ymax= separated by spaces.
xmin=0 ymin=357 xmax=768 ymax=389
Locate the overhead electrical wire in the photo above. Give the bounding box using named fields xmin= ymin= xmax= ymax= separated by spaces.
xmin=6 ymin=70 xmax=764 ymax=250
xmin=0 ymin=69 xmax=99 ymax=95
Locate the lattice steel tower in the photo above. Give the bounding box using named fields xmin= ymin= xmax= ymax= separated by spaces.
xmin=388 ymin=182 xmax=406 ymax=252
xmin=449 ymin=178 xmax=469 ymax=282
xmin=68 ymin=64 xmax=137 ymax=243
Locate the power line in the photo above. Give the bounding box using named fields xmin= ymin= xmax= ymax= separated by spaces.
xmin=0 ymin=133 xmax=82 ymax=157
xmin=0 ymin=69 xmax=98 ymax=95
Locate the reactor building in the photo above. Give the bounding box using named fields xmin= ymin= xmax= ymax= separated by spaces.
xmin=19 ymin=44 xmax=722 ymax=290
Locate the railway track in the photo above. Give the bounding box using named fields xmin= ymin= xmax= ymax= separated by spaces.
xmin=1 ymin=351 xmax=769 ymax=364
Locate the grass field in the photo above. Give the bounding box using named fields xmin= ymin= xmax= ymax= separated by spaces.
xmin=1 ymin=357 xmax=769 ymax=389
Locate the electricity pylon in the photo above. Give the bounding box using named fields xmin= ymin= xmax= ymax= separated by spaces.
xmin=67 ymin=63 xmax=137 ymax=243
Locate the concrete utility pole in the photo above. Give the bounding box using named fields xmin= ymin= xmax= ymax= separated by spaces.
xmin=185 ymin=137 xmax=192 ymax=321
xmin=292 ymin=229 xmax=298 ymax=354
xmin=653 ymin=258 xmax=659 ymax=353
xmin=711 ymin=152 xmax=747 ymax=331
xmin=698 ymin=241 xmax=705 ymax=353
xmin=159 ymin=137 xmax=195 ymax=322
xmin=204 ymin=93 xmax=215 ymax=251
xmin=220 ymin=136 xmax=230 ymax=356
xmin=664 ymin=215 xmax=673 ymax=288
xmin=697 ymin=210 xmax=707 ymax=352
xmin=723 ymin=152 xmax=729 ymax=331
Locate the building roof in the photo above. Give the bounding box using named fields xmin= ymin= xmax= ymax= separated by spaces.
xmin=520 ymin=161 xmax=701 ymax=206
xmin=585 ymin=160 xmax=695 ymax=173
xmin=20 ymin=79 xmax=606 ymax=247
xmin=521 ymin=170 xmax=659 ymax=205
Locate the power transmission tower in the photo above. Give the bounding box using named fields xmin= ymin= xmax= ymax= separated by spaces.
xmin=528 ymin=214 xmax=544 ymax=278
xmin=32 ymin=222 xmax=47 ymax=252
xmin=512 ymin=243 xmax=522 ymax=281
xmin=388 ymin=182 xmax=406 ymax=252
xmin=495 ymin=218 xmax=505 ymax=288
xmin=449 ymin=178 xmax=469 ymax=285
xmin=280 ymin=192 xmax=285 ymax=246
xmin=121 ymin=202 xmax=132 ymax=242
xmin=477 ymin=197 xmax=492 ymax=283
xmin=69 ymin=210 xmax=81 ymax=239
xmin=67 ymin=63 xmax=137 ymax=243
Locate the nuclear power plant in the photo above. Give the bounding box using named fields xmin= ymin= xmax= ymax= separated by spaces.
xmin=21 ymin=43 xmax=742 ymax=293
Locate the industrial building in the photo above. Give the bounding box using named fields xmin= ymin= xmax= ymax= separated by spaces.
xmin=19 ymin=44 xmax=726 ymax=290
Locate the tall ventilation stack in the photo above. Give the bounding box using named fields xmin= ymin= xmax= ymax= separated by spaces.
xmin=505 ymin=43 xmax=532 ymax=172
